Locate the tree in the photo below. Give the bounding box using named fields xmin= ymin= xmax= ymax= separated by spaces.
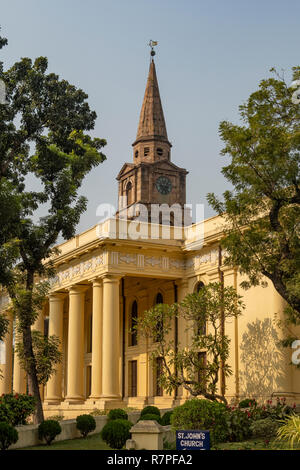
xmin=0 ymin=29 xmax=106 ymax=422
xmin=208 ymin=67 xmax=300 ymax=321
xmin=135 ymin=282 xmax=244 ymax=403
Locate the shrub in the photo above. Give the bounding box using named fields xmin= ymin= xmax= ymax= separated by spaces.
xmin=0 ymin=422 xmax=18 ymax=450
xmin=38 ymin=419 xmax=62 ymax=445
xmin=251 ymin=398 xmax=294 ymax=421
xmin=239 ymin=398 xmax=257 ymax=409
xmin=140 ymin=406 xmax=160 ymax=418
xmin=47 ymin=415 xmax=64 ymax=422
xmin=0 ymin=403 xmax=14 ymax=424
xmin=250 ymin=418 xmax=280 ymax=438
xmin=225 ymin=408 xmax=252 ymax=442
xmin=90 ymin=409 xmax=107 ymax=416
xmin=171 ymin=399 xmax=228 ymax=445
xmin=101 ymin=419 xmax=133 ymax=449
xmin=276 ymin=414 xmax=300 ymax=449
xmin=138 ymin=413 xmax=162 ymax=425
xmin=161 ymin=411 xmax=173 ymax=426
xmin=76 ymin=414 xmax=96 ymax=438
xmin=107 ymin=408 xmax=128 ymax=421
xmin=0 ymin=393 xmax=36 ymax=426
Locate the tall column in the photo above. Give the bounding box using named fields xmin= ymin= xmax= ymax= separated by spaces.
xmin=65 ymin=285 xmax=87 ymax=403
xmin=45 ymin=293 xmax=65 ymax=403
xmin=101 ymin=275 xmax=121 ymax=400
xmin=90 ymin=279 xmax=103 ymax=399
xmin=0 ymin=314 xmax=13 ymax=395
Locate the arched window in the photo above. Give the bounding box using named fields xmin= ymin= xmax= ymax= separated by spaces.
xmin=154 ymin=293 xmax=164 ymax=342
xmin=130 ymin=300 xmax=138 ymax=346
xmin=196 ymin=281 xmax=205 ymax=293
xmin=126 ymin=181 xmax=133 ymax=206
xmin=195 ymin=282 xmax=206 ymax=335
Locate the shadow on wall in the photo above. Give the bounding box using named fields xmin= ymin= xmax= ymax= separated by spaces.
xmin=239 ymin=318 xmax=286 ymax=398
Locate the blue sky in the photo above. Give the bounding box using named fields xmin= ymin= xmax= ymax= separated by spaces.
xmin=1 ymin=0 xmax=299 ymax=233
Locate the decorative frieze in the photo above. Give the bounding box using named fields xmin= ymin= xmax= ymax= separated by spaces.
xmin=50 ymin=254 xmax=105 ymax=287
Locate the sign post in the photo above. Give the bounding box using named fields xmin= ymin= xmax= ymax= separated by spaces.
xmin=176 ymin=430 xmax=210 ymax=450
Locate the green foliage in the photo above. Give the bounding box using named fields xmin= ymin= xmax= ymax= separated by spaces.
xmin=107 ymin=408 xmax=128 ymax=421
xmin=0 ymin=313 xmax=8 ymax=343
xmin=207 ymin=66 xmax=300 ymax=317
xmin=0 ymin=422 xmax=18 ymax=450
xmin=225 ymin=407 xmax=252 ymax=442
xmin=163 ymin=437 xmax=176 ymax=450
xmin=76 ymin=414 xmax=96 ymax=438
xmin=161 ymin=411 xmax=173 ymax=426
xmin=250 ymin=398 xmax=294 ymax=421
xmin=0 ymin=403 xmax=14 ymax=424
xmin=136 ymin=283 xmax=244 ymax=402
xmin=0 ymin=393 xmax=36 ymax=426
xmin=171 ymin=399 xmax=228 ymax=444
xmin=138 ymin=414 xmax=162 ymax=424
xmin=250 ymin=418 xmax=280 ymax=438
xmin=38 ymin=419 xmax=62 ymax=445
xmin=140 ymin=406 xmax=161 ymax=418
xmin=239 ymin=398 xmax=257 ymax=408
xmin=47 ymin=415 xmax=64 ymax=422
xmin=0 ymin=30 xmax=107 ymax=423
xmin=101 ymin=419 xmax=133 ymax=450
xmin=15 ymin=330 xmax=62 ymax=385
xmin=276 ymin=414 xmax=300 ymax=449
xmin=90 ymin=409 xmax=107 ymax=416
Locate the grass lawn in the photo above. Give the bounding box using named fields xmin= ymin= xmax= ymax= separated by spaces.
xmin=18 ymin=433 xmax=299 ymax=451
xmin=19 ymin=432 xmax=111 ymax=450
xmin=213 ymin=437 xmax=300 ymax=451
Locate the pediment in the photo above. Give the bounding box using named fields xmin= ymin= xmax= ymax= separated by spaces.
xmin=116 ymin=163 xmax=136 ymax=180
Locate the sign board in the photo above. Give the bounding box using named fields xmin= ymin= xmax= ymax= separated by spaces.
xmin=176 ymin=430 xmax=210 ymax=450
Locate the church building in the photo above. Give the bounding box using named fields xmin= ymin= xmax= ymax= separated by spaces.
xmin=0 ymin=55 xmax=299 ymax=419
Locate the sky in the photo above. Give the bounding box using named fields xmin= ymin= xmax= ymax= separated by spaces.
xmin=0 ymin=0 xmax=299 ymax=235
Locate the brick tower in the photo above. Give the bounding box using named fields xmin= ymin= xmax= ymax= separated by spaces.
xmin=116 ymin=56 xmax=188 ymax=225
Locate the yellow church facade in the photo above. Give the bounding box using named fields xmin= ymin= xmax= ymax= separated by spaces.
xmin=0 ymin=57 xmax=300 ymax=419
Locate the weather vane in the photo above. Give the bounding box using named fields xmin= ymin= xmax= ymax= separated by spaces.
xmin=149 ymin=40 xmax=158 ymax=58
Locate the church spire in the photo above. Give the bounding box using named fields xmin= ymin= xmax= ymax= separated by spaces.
xmin=132 ymin=57 xmax=172 ymax=163
xmin=135 ymin=59 xmax=169 ymax=143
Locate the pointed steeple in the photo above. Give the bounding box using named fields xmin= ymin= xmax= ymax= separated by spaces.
xmin=136 ymin=59 xmax=168 ymax=142
xmin=132 ymin=59 xmax=172 ymax=163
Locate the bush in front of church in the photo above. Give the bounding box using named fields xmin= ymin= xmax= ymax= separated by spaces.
xmin=76 ymin=414 xmax=96 ymax=438
xmin=161 ymin=411 xmax=173 ymax=426
xmin=101 ymin=419 xmax=133 ymax=450
xmin=38 ymin=419 xmax=62 ymax=445
xmin=171 ymin=399 xmax=229 ymax=445
xmin=107 ymin=408 xmax=128 ymax=421
xmin=140 ymin=406 xmax=160 ymax=419
xmin=0 ymin=422 xmax=19 ymax=450
xmin=0 ymin=393 xmax=36 ymax=426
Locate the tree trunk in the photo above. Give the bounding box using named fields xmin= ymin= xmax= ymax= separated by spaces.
xmin=23 ymin=325 xmax=44 ymax=424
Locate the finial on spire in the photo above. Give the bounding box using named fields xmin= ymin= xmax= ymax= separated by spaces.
xmin=149 ymin=40 xmax=158 ymax=59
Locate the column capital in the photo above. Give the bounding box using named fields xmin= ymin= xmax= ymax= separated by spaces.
xmin=68 ymin=284 xmax=89 ymax=295
xmin=102 ymin=274 xmax=122 ymax=284
xmin=49 ymin=292 xmax=67 ymax=302
xmin=88 ymin=277 xmax=103 ymax=287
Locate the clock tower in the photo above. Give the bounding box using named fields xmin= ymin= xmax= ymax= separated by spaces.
xmin=116 ymin=55 xmax=188 ymax=225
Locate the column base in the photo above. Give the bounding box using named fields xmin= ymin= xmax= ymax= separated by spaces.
xmin=90 ymin=398 xmax=125 ymax=411
xmin=44 ymin=398 xmax=63 ymax=406
xmin=64 ymin=396 xmax=85 ymax=405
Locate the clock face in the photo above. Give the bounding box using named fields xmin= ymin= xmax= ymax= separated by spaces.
xmin=155 ymin=176 xmax=172 ymax=195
